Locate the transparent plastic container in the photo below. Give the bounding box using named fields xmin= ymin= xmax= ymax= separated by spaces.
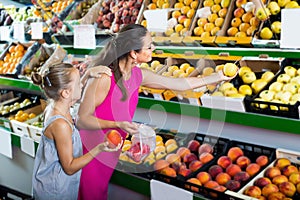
xmin=126 ymin=124 xmax=156 ymax=162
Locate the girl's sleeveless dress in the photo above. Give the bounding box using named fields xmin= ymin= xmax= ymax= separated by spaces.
xmin=32 ymin=115 xmax=83 ymax=200
xmin=78 ymin=66 xmax=142 ymax=200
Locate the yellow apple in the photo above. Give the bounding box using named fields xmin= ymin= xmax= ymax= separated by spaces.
xmin=260 ymin=27 xmax=273 ymax=40
xmin=219 ymin=82 xmax=234 ymax=92
xmin=239 ymin=66 xmax=252 ymax=77
xmin=269 ymin=81 xmax=283 ymax=92
xmin=239 ymin=84 xmax=253 ymax=96
xmin=261 ymin=71 xmax=275 ymax=82
xmin=255 ymin=7 xmax=271 ymax=21
xmin=277 ymin=73 xmax=291 ymax=83
xmin=224 ymin=87 xmax=238 ymax=96
xmin=271 ymin=21 xmax=281 ymax=34
xmin=251 ymin=79 xmax=268 ymax=94
xmin=242 ymin=71 xmax=256 ymax=84
xmin=283 ymin=83 xmax=298 ymax=94
xmin=284 ymin=66 xmax=297 ymax=77
xmin=223 ymin=63 xmax=238 ymax=77
xmin=259 ymin=90 xmax=275 ymax=101
xmin=267 ymin=1 xmax=281 ymax=15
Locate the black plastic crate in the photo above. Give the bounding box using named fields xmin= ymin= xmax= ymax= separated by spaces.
xmin=0 ymin=185 xmax=33 ymax=200
xmin=244 ymin=59 xmax=300 ymax=119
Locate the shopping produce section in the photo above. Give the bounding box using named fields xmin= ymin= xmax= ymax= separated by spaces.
xmin=1 ymin=0 xmax=300 ymax=199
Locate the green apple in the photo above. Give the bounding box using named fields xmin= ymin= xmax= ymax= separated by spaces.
xmin=269 ymin=81 xmax=283 ymax=92
xmin=242 ymin=71 xmax=256 ymax=84
xmin=283 ymin=83 xmax=298 ymax=94
xmin=259 ymin=90 xmax=275 ymax=101
xmin=251 ymin=79 xmax=268 ymax=94
xmin=260 ymin=27 xmax=273 ymax=39
xmin=277 ymin=74 xmax=291 ymax=83
xmin=268 ymin=1 xmax=281 ymax=15
xmin=284 ymin=66 xmax=297 ymax=77
xmin=255 ymin=7 xmax=271 ymax=21
xmin=271 ymin=21 xmax=281 ymax=34
xmin=278 ymin=0 xmax=290 ymax=7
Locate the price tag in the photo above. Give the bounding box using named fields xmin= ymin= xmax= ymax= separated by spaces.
xmin=30 ymin=22 xmax=43 ymax=39
xmin=74 ymin=25 xmax=96 ymax=49
xmin=13 ymin=22 xmax=25 ymax=41
xmin=153 ymin=93 xmax=164 ymax=100
xmin=188 ymin=98 xmax=200 ymax=106
xmin=0 ymin=26 xmax=10 ymax=41
xmin=143 ymin=9 xmax=168 ymax=32
xmin=21 ymin=136 xmax=35 ymax=157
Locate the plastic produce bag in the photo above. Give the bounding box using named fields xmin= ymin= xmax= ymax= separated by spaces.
xmin=40 ymin=44 xmax=67 ymax=74
xmin=79 ymin=0 xmax=102 ymax=25
xmin=126 ymin=124 xmax=156 ymax=162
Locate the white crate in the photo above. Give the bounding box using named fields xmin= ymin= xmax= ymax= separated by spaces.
xmin=200 ymin=94 xmax=246 ymax=112
xmin=10 ymin=120 xmax=30 ymax=137
xmin=28 ymin=125 xmax=42 ymax=143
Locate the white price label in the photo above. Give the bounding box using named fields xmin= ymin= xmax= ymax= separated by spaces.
xmin=13 ymin=22 xmax=25 ymax=40
xmin=0 ymin=26 xmax=10 ymax=41
xmin=31 ymin=22 xmax=43 ymax=39
xmin=188 ymin=98 xmax=200 ymax=106
xmin=153 ymin=94 xmax=164 ymax=100
xmin=74 ymin=25 xmax=96 ymax=49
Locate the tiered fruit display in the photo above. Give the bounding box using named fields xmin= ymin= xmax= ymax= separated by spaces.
xmin=242 ymin=157 xmax=300 ymax=199
xmin=185 ymin=146 xmax=270 ymax=193
xmin=191 ymin=0 xmax=230 ymax=37
xmin=257 ymin=0 xmax=299 ymax=40
xmin=161 ymin=62 xmax=195 ymax=77
xmin=0 ymin=44 xmax=27 ymax=74
xmin=252 ymin=66 xmax=300 ymax=109
xmin=153 ymin=140 xmax=217 ymax=178
xmin=0 ymin=98 xmax=32 ymax=116
xmin=8 ymin=110 xmax=36 ymax=122
xmin=212 ymin=64 xmax=275 ymax=97
xmin=95 ymin=0 xmax=143 ymax=32
xmin=226 ymin=0 xmax=260 ymax=37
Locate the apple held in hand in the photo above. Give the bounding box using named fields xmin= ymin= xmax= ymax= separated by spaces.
xmin=255 ymin=7 xmax=271 ymax=21
xmin=223 ymin=63 xmax=239 ymax=77
xmin=106 ymin=130 xmax=122 ymax=148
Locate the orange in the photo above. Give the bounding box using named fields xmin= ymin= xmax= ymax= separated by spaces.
xmin=14 ymin=51 xmax=24 ymax=58
xmin=29 ymin=113 xmax=36 ymax=119
xmin=106 ymin=130 xmax=122 ymax=148
xmin=15 ymin=44 xmax=24 ymax=52
xmin=9 ymin=46 xmax=16 ymax=53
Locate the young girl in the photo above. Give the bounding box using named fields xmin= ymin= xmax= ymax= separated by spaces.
xmin=31 ymin=63 xmax=126 ymax=200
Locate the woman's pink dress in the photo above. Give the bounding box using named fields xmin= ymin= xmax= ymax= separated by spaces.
xmin=78 ymin=66 xmax=142 ymax=200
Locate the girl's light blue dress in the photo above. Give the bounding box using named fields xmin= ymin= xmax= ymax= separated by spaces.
xmin=32 ymin=115 xmax=82 ymax=200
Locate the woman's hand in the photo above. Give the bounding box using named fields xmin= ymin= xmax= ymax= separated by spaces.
xmin=98 ymin=141 xmax=123 ymax=152
xmin=217 ymin=69 xmax=238 ymax=81
xmin=116 ymin=121 xmax=139 ymax=135
xmin=87 ymin=65 xmax=112 ymax=78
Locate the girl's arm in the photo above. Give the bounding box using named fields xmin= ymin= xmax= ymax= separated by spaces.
xmin=52 ymin=119 xmax=120 ymax=175
xmin=141 ymin=68 xmax=235 ymax=91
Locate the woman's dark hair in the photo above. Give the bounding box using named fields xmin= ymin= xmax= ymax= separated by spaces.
xmin=31 ymin=63 xmax=75 ymax=101
xmin=89 ymin=24 xmax=148 ymax=101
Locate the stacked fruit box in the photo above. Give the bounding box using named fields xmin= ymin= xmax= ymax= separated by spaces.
xmin=227 ymin=148 xmax=300 ymax=200
xmin=244 ymin=58 xmax=300 ymax=119
xmin=151 ymin=132 xmax=230 ymax=193
xmin=188 ymin=0 xmax=233 ymax=46
xmin=27 ymin=113 xmax=43 ymax=142
xmin=252 ymin=0 xmax=300 ymax=48
xmin=214 ymin=0 xmax=259 ymax=47
xmin=179 ymin=139 xmax=275 ymax=199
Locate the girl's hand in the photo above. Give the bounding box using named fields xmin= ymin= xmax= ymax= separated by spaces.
xmin=88 ymin=65 xmax=112 ymax=78
xmin=117 ymin=121 xmax=139 ymax=135
xmin=99 ymin=141 xmax=123 ymax=152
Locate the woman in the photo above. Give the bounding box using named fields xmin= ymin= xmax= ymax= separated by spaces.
xmin=77 ymin=24 xmax=237 ymax=200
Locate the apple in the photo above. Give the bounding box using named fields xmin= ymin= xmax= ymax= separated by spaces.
xmin=239 ymin=66 xmax=252 ymax=77
xmin=251 ymin=79 xmax=268 ymax=94
xmin=234 ymin=7 xmax=245 ymax=18
xmin=255 ymin=7 xmax=271 ymax=21
xmin=187 ymin=140 xmax=201 ymax=152
xmin=271 ymin=21 xmax=281 ymax=34
xmin=259 ymin=90 xmax=275 ymax=101
xmin=223 ymin=63 xmax=238 ymax=77
xmin=283 ymin=83 xmax=298 ymax=94
xmin=260 ymin=27 xmax=273 ymax=40
xmin=224 ymin=87 xmax=238 ymax=97
xmin=284 ymin=66 xmax=297 ymax=77
xmin=269 ymin=82 xmax=283 ymax=92
xmin=277 ymin=74 xmax=291 ymax=83
xmin=239 ymin=84 xmax=252 ymax=96
xmin=231 ymin=17 xmax=242 ymax=28
xmin=267 ymin=1 xmax=281 ymax=15
xmin=236 ymin=0 xmax=247 ymax=8
xmin=242 ymin=71 xmax=257 ymax=84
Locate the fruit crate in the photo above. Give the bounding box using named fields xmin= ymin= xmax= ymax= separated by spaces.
xmin=227 ymin=148 xmax=300 ymax=200
xmin=0 ymin=185 xmax=33 ymax=200
xmin=177 ymin=139 xmax=276 ymax=199
xmin=214 ymin=0 xmax=257 ymax=47
xmin=151 ymin=132 xmax=231 ymax=191
xmin=244 ymin=59 xmax=300 ymax=119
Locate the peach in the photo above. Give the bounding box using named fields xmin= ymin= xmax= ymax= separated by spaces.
xmin=225 ymin=180 xmax=241 ymax=191
xmin=257 ymin=196 xmax=266 ymax=200
xmin=199 ymin=152 xmax=214 ymax=164
xmin=183 ymin=153 xmax=198 ymax=164
xmin=272 ymin=175 xmax=289 ymax=185
xmin=297 ymin=182 xmax=300 ymax=193
xmin=246 ymin=163 xmax=261 ymax=177
xmin=265 ymin=167 xmax=281 ymax=179
xmin=244 ymin=185 xmax=262 ymax=198
xmin=233 ymin=7 xmax=244 ymax=18
xmin=261 ymin=183 xmax=279 ymax=197
xmin=256 ymin=155 xmax=269 ymax=167
xmin=178 ymin=167 xmax=192 ymax=177
xmin=176 ymin=147 xmax=191 ymax=158
xmin=227 ymin=147 xmax=244 ymax=162
xmin=215 ymin=172 xmax=231 ymax=185
xmin=106 ymin=130 xmax=122 ymax=148
xmin=165 ymin=153 xmax=181 ymax=164
xmin=214 ymin=185 xmax=227 ymax=192
xmin=198 ymin=143 xmax=213 ymax=155
xmin=267 ymin=192 xmax=285 ymax=200
xmin=282 ymin=165 xmax=298 ymax=177
xmin=189 ymin=160 xmax=203 ymax=172
xmin=171 ymin=162 xmax=186 ymax=173
xmin=154 ymin=160 xmax=170 ymax=171
xmin=236 ymin=156 xmax=251 ymax=169
xmin=289 ymin=172 xmax=300 ymax=185
xmin=204 ymin=180 xmax=219 ymax=189
xmin=278 ymin=181 xmax=296 ymax=197
xmin=274 ymin=158 xmax=291 ymax=170
xmin=187 ymin=140 xmax=200 ymax=152
xmin=208 ymin=164 xmax=223 ymax=179
xmin=160 ymin=167 xmax=177 ymax=177
xmin=197 ymin=171 xmax=212 ymax=185
xmin=234 ymin=171 xmax=250 ymax=183
xmin=254 ymin=177 xmax=272 ymax=188
xmin=186 ymin=178 xmax=201 ymax=192
xmin=226 ymin=164 xmax=242 ymax=178
xmin=217 ymin=156 xmax=232 ymax=169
